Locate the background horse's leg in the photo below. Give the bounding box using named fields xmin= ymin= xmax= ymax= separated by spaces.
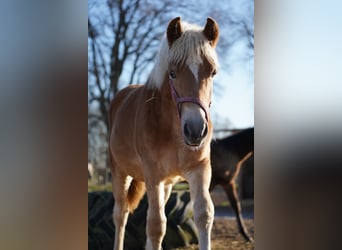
xmin=223 ymin=181 xmax=253 ymax=242
xmin=112 ymin=173 xmax=132 ymax=250
xmin=185 ymin=168 xmax=214 ymax=250
xmin=145 ymin=181 xmax=167 ymax=250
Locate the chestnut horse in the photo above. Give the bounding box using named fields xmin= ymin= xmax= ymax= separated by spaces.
xmin=210 ymin=127 xmax=254 ymax=242
xmin=108 ymin=17 xmax=219 ymax=250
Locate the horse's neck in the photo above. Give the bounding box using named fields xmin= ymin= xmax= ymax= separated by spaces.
xmin=236 ymin=135 xmax=254 ymax=156
xmin=219 ymin=134 xmax=253 ymax=158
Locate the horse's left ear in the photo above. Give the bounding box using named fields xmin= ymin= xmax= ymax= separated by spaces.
xmin=203 ymin=17 xmax=219 ymax=47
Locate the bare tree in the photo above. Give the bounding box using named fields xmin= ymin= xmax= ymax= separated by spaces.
xmin=88 ymin=0 xmax=254 ymax=170
xmin=88 ymin=0 xmax=188 ymax=131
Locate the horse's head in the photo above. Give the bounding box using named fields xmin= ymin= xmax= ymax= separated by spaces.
xmin=166 ymin=17 xmax=219 ymax=148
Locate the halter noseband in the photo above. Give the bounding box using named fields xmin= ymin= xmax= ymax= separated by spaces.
xmin=168 ymin=77 xmax=210 ymax=122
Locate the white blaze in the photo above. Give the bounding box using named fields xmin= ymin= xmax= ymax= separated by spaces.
xmin=188 ymin=63 xmax=199 ymax=83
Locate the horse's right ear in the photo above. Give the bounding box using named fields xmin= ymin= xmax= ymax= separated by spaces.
xmin=203 ymin=17 xmax=219 ymax=47
xmin=167 ymin=17 xmax=182 ymax=46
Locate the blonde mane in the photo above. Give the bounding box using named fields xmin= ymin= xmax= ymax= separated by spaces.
xmin=147 ymin=20 xmax=219 ymax=89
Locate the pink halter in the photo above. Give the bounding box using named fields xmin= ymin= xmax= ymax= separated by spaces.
xmin=168 ymin=78 xmax=210 ymax=121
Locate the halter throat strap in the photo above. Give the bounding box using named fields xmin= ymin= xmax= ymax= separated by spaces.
xmin=168 ymin=78 xmax=210 ymax=121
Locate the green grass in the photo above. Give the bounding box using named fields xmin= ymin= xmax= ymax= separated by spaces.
xmin=173 ymin=182 xmax=189 ymax=191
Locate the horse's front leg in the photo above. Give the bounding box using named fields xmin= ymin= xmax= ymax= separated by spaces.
xmin=185 ymin=165 xmax=214 ymax=250
xmin=145 ymin=181 xmax=167 ymax=250
xmin=111 ymin=173 xmax=132 ymax=250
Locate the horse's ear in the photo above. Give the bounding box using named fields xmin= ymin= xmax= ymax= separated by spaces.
xmin=203 ymin=17 xmax=219 ymax=47
xmin=167 ymin=17 xmax=182 ymax=46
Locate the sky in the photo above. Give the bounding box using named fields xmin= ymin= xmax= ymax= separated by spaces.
xmin=212 ymin=58 xmax=254 ymax=129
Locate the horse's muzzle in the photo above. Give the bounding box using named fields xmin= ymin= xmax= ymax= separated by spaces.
xmin=183 ymin=120 xmax=208 ymax=147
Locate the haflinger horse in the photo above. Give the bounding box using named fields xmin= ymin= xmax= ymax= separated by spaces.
xmin=108 ymin=17 xmax=219 ymax=250
xmin=210 ymin=127 xmax=254 ymax=242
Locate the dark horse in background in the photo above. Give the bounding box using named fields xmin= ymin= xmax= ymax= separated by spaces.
xmin=210 ymin=127 xmax=254 ymax=242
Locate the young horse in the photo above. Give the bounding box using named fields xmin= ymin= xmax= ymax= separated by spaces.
xmin=108 ymin=17 xmax=219 ymax=250
xmin=210 ymin=127 xmax=254 ymax=242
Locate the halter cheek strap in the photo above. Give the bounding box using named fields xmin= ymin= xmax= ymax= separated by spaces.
xmin=168 ymin=78 xmax=210 ymax=121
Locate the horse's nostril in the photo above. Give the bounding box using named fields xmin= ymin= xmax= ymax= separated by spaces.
xmin=201 ymin=124 xmax=208 ymax=138
xmin=184 ymin=123 xmax=191 ymax=138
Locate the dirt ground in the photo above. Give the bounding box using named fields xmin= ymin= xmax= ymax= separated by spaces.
xmin=172 ymin=217 xmax=254 ymax=250
xmin=171 ymin=186 xmax=255 ymax=250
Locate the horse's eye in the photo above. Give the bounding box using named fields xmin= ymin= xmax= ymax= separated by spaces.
xmin=211 ymin=69 xmax=217 ymax=77
xmin=169 ymin=71 xmax=176 ymax=79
